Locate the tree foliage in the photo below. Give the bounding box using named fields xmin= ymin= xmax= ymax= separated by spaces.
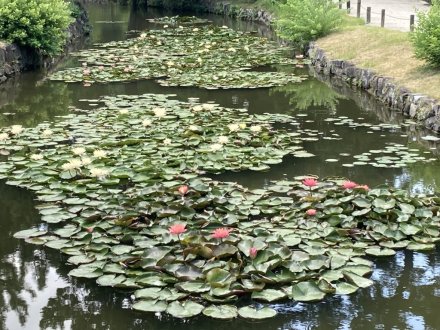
xmin=0 ymin=0 xmax=73 ymax=55
xmin=275 ymin=0 xmax=343 ymax=49
xmin=411 ymin=0 xmax=440 ymax=66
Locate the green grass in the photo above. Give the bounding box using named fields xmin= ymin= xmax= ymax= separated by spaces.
xmin=316 ymin=25 xmax=440 ymax=99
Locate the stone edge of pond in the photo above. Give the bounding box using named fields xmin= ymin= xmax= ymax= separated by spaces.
xmin=0 ymin=1 xmax=90 ymax=85
xmin=308 ymin=43 xmax=440 ymax=134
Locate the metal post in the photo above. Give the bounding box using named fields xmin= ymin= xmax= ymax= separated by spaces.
xmin=410 ymin=14 xmax=415 ymax=31
xmin=381 ymin=9 xmax=385 ymax=27
xmin=357 ymin=0 xmax=361 ymax=18
xmin=366 ymin=7 xmax=371 ymax=23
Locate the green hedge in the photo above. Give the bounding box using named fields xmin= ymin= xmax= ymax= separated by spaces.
xmin=411 ymin=0 xmax=440 ymax=66
xmin=0 ymin=0 xmax=73 ymax=55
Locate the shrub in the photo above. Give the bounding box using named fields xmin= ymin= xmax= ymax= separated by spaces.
xmin=411 ymin=0 xmax=440 ymax=66
xmin=275 ymin=0 xmax=343 ymax=50
xmin=0 ymin=0 xmax=73 ymax=55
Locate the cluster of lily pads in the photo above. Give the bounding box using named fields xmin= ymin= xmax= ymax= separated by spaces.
xmin=146 ymin=15 xmax=211 ymax=26
xmin=49 ymin=24 xmax=305 ymax=89
xmin=2 ymin=92 xmax=440 ymax=319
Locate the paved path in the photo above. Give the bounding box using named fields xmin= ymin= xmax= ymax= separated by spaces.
xmin=346 ymin=0 xmax=430 ymax=31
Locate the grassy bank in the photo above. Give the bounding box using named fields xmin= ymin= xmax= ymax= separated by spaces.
xmin=316 ymin=24 xmax=440 ymax=100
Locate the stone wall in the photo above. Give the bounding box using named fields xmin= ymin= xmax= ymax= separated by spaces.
xmin=0 ymin=1 xmax=90 ymax=84
xmin=308 ymin=44 xmax=440 ymax=133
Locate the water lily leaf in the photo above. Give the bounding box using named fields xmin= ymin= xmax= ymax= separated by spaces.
xmin=372 ymin=198 xmax=396 ymax=210
xmin=206 ymin=268 xmax=232 ymax=287
xmin=96 ymin=274 xmax=126 ymax=286
xmin=289 ymin=281 xmax=326 ymax=302
xmin=166 ymin=300 xmax=204 ymax=318
xmin=399 ymin=203 xmax=415 ymax=214
xmin=237 ymin=306 xmax=277 ymax=319
xmin=237 ymin=239 xmax=267 ymax=256
xmin=45 ymin=239 xmax=71 ymax=250
xmin=134 ymin=287 xmax=162 ymax=299
xmin=69 ymin=268 xmax=103 ymax=278
xmin=202 ymin=305 xmax=238 ymax=319
xmin=67 ymin=254 xmax=96 ymax=265
xmin=335 ymin=282 xmax=359 ymax=295
xmin=212 ymin=244 xmax=238 ymax=258
xmin=14 ymin=228 xmax=47 ymax=239
xmin=399 ymin=223 xmax=421 ymax=236
xmin=176 ymin=281 xmax=210 ymax=293
xmin=342 ymin=271 xmax=373 ymax=288
xmin=365 ymin=247 xmax=396 ymax=257
xmin=175 ymin=265 xmax=203 ymax=281
xmin=133 ymin=300 xmax=168 ymax=313
xmin=407 ymin=242 xmax=435 ymax=251
xmin=251 ymin=289 xmax=287 ymax=302
xmin=111 ymin=244 xmax=134 ymax=255
xmin=352 ymin=198 xmax=371 ymax=208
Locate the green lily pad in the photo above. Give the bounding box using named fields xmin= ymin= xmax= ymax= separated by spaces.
xmin=166 ymin=300 xmax=204 ymax=318
xmin=237 ymin=306 xmax=277 ymax=319
xmin=202 ymin=305 xmax=238 ymax=319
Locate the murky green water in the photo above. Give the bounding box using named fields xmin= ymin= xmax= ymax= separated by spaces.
xmin=1 ymin=3 xmax=440 ymax=329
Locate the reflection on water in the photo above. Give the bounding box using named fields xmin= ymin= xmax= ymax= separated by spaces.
xmin=1 ymin=2 xmax=440 ymax=330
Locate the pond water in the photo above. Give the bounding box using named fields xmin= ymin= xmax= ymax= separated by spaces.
xmin=1 ymin=3 xmax=440 ymax=329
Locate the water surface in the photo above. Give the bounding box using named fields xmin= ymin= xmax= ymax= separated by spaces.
xmin=1 ymin=3 xmax=440 ymax=329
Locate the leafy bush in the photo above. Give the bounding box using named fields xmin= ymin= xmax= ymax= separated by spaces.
xmin=0 ymin=0 xmax=73 ymax=55
xmin=411 ymin=0 xmax=440 ymax=66
xmin=275 ymin=0 xmax=343 ymax=49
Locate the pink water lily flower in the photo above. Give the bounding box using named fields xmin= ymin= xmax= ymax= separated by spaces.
xmin=169 ymin=224 xmax=187 ymax=235
xmin=178 ymin=185 xmax=189 ymax=196
xmin=249 ymin=247 xmax=258 ymax=259
xmin=306 ymin=209 xmax=317 ymax=216
xmin=303 ymin=178 xmax=318 ymax=187
xmin=212 ymin=227 xmax=232 ymax=239
xmin=357 ymin=184 xmax=369 ymax=191
xmin=342 ymin=181 xmax=358 ymax=189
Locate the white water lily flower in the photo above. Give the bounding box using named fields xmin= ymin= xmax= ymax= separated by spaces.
xmin=193 ymin=28 xmax=199 ymax=32
xmin=93 ymin=149 xmax=107 ymax=158
xmin=166 ymin=61 xmax=175 ymax=67
xmin=228 ymin=123 xmax=239 ymax=132
xmin=239 ymin=123 xmax=247 ymax=129
xmin=0 ymin=133 xmax=8 ymax=141
xmin=42 ymin=129 xmax=53 ymax=137
xmin=208 ymin=30 xmax=214 ymax=34
xmin=192 ymin=105 xmax=203 ymax=112
xmin=119 ymin=109 xmax=129 ymax=115
xmin=210 ymin=143 xmax=223 ymax=152
xmin=62 ymin=159 xmax=83 ymax=171
xmin=81 ymin=157 xmax=92 ymax=166
xmin=72 ymin=147 xmax=86 ymax=155
xmin=222 ymin=25 xmax=228 ymax=29
xmin=163 ymin=138 xmax=171 ymax=145
xmin=139 ymin=33 xmax=147 ymax=39
xmin=142 ymin=119 xmax=152 ymax=127
xmin=152 ymin=107 xmax=166 ymax=117
xmin=10 ymin=125 xmax=23 ymax=135
xmin=197 ymin=57 xmax=203 ymax=63
xmin=228 ymin=47 xmax=236 ymax=53
xmin=89 ymin=167 xmax=110 ymax=179
xmin=250 ymin=125 xmax=262 ymax=133
xmin=244 ymin=45 xmax=250 ymax=52
xmin=189 ymin=125 xmax=198 ymax=131
xmin=30 ymin=154 xmax=43 ymax=161
xmin=164 ymin=25 xmax=169 ymax=28
xmin=218 ymin=136 xmax=229 ymax=144
xmin=203 ymin=103 xmax=215 ymax=111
